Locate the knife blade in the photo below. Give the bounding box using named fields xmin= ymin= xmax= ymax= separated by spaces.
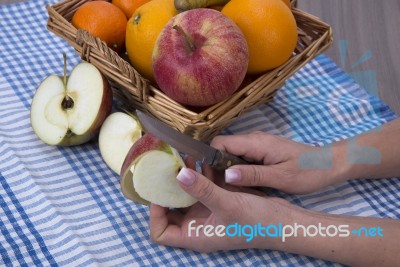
xmin=136 ymin=110 xmax=248 ymax=170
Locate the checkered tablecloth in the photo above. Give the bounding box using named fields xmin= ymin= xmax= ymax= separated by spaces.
xmin=1 ymin=0 xmax=399 ymax=266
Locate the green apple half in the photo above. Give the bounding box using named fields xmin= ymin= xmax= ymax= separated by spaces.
xmin=120 ymin=133 xmax=197 ymax=208
xmin=30 ymin=60 xmax=112 ymax=146
xmin=99 ymin=112 xmax=143 ymax=174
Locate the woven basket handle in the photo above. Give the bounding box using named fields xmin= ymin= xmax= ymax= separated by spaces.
xmin=75 ymin=29 xmax=107 ymax=61
xmin=75 ymin=29 xmax=151 ymax=104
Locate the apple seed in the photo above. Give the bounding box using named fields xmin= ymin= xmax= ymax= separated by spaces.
xmin=61 ymin=95 xmax=74 ymax=110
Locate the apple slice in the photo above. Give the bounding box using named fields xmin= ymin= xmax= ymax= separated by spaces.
xmin=120 ymin=133 xmax=197 ymax=208
xmin=99 ymin=112 xmax=143 ymax=174
xmin=30 ymin=55 xmax=112 ymax=146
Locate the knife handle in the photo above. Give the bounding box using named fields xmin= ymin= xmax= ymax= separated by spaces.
xmin=211 ymin=150 xmax=249 ymax=170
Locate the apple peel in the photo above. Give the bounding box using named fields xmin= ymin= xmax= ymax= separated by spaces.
xmin=120 ymin=133 xmax=197 ymax=208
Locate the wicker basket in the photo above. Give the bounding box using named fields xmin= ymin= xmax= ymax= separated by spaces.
xmin=46 ymin=0 xmax=333 ymax=141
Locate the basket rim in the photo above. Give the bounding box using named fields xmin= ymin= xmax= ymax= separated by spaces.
xmin=46 ymin=0 xmax=333 ymax=140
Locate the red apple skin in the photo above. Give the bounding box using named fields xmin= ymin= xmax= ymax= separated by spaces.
xmin=120 ymin=133 xmax=170 ymax=204
xmin=58 ymin=74 xmax=113 ymax=146
xmin=152 ymin=8 xmax=249 ymax=107
xmin=120 ymin=133 xmax=169 ymax=175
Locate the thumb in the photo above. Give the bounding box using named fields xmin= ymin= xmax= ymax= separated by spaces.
xmin=224 ymin=165 xmax=284 ymax=189
xmin=176 ymin=167 xmax=228 ymax=212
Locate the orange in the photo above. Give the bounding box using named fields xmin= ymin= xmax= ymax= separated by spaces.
xmin=72 ymin=1 xmax=127 ymax=53
xmin=282 ymin=0 xmax=291 ymax=8
xmin=125 ymin=0 xmax=177 ymax=81
xmin=112 ymin=0 xmax=151 ymax=19
xmin=222 ymin=0 xmax=298 ymax=73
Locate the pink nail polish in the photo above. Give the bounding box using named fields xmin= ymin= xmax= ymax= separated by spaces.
xmin=225 ymin=168 xmax=241 ymax=183
xmin=176 ymin=168 xmax=195 ymax=186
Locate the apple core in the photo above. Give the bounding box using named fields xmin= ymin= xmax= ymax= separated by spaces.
xmin=61 ymin=96 xmax=74 ymax=110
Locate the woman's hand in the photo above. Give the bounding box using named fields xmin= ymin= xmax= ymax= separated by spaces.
xmin=149 ymin=166 xmax=400 ymax=266
xmin=150 ymin=119 xmax=400 ymax=266
xmin=150 ymin=165 xmax=295 ymax=253
xmin=212 ymin=132 xmax=347 ymax=194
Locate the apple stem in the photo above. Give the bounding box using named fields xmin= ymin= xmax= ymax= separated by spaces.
xmin=61 ymin=53 xmax=74 ymax=110
xmin=63 ymin=53 xmax=67 ymax=88
xmin=65 ymin=129 xmax=73 ymax=137
xmin=173 ymin=25 xmax=196 ymax=53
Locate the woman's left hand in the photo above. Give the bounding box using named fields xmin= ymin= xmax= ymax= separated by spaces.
xmin=149 ymin=164 xmax=294 ymax=252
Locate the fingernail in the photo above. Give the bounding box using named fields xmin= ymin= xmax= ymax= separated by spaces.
xmin=225 ymin=168 xmax=241 ymax=183
xmin=177 ymin=167 xmax=195 ymax=186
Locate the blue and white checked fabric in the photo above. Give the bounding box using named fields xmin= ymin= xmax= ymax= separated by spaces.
xmin=1 ymin=0 xmax=399 ymax=266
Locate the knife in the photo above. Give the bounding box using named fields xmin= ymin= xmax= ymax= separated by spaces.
xmin=136 ymin=110 xmax=249 ymax=170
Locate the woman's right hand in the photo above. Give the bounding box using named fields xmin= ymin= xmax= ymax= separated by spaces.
xmin=211 ymin=132 xmax=348 ymax=194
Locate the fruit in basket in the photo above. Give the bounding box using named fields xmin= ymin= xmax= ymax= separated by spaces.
xmin=152 ymin=8 xmax=249 ymax=107
xmin=99 ymin=112 xmax=143 ymax=174
xmin=174 ymin=0 xmax=289 ymax=11
xmin=174 ymin=0 xmax=229 ymax=12
xmin=222 ymin=0 xmax=297 ymax=73
xmin=209 ymin=5 xmax=224 ymax=11
xmin=282 ymin=0 xmax=291 ymax=8
xmin=125 ymin=0 xmax=178 ymax=81
xmin=72 ymin=1 xmax=127 ymax=53
xmin=112 ymin=0 xmax=151 ymax=19
xmin=120 ymin=133 xmax=197 ymax=208
xmin=30 ymin=55 xmax=112 ymax=146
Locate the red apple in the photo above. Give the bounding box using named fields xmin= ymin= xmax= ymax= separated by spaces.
xmin=120 ymin=133 xmax=197 ymax=208
xmin=152 ymin=8 xmax=249 ymax=107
